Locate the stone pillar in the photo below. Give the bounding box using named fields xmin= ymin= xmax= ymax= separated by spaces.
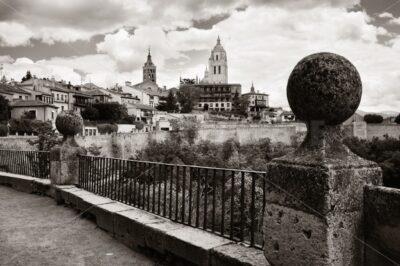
xmin=50 ymin=111 xmax=86 ymax=185
xmin=263 ymin=53 xmax=382 ymax=265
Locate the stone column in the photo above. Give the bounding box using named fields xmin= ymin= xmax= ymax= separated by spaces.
xmin=50 ymin=111 xmax=86 ymax=185
xmin=263 ymin=53 xmax=382 ymax=265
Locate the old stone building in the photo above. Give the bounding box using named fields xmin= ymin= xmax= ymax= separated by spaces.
xmin=180 ymin=37 xmax=242 ymax=112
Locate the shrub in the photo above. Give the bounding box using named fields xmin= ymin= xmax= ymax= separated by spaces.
xmin=133 ymin=121 xmax=145 ymax=130
xmin=92 ymin=102 xmax=128 ymax=122
xmin=0 ymin=124 xmax=8 ymax=136
xmin=97 ymin=123 xmax=118 ymax=134
xmin=395 ymin=114 xmax=400 ymax=124
xmin=81 ymin=106 xmax=99 ymax=121
xmin=364 ymin=114 xmax=383 ymax=124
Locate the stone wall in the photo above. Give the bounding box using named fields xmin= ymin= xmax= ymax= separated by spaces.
xmin=366 ymin=124 xmax=400 ymax=140
xmin=364 ymin=186 xmax=400 ymax=265
xmin=0 ymin=124 xmax=297 ymax=158
xmin=348 ymin=122 xmax=400 ymax=139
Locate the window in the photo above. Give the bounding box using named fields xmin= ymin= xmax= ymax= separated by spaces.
xmin=198 ymin=104 xmax=202 ymax=107
xmin=85 ymin=129 xmax=89 ymax=135
xmin=218 ymin=66 xmax=221 ymax=74
xmin=51 ymin=111 xmax=54 ymax=119
xmin=61 ymin=106 xmax=64 ymax=111
xmin=214 ymin=66 xmax=216 ymax=74
xmin=216 ymin=103 xmax=219 ymax=107
xmin=57 ymin=94 xmax=59 ymax=100
xmin=221 ymin=103 xmax=224 ymax=107
xmin=227 ymin=103 xmax=230 ymax=107
xmin=216 ymin=55 xmax=219 ymax=60
xmin=61 ymin=95 xmax=64 ymax=101
xmin=19 ymin=96 xmax=22 ymax=99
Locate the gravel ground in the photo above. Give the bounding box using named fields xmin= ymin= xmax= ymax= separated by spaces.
xmin=0 ymin=185 xmax=159 ymax=266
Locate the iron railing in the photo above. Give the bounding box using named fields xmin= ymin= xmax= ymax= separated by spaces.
xmin=0 ymin=149 xmax=50 ymax=179
xmin=78 ymin=155 xmax=266 ymax=248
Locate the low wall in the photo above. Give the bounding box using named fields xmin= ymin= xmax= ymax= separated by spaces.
xmin=364 ymin=186 xmax=400 ymax=265
xmin=0 ymin=125 xmax=297 ymax=158
xmin=366 ymin=124 xmax=400 ymax=140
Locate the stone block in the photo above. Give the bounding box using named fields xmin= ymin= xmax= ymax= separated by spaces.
xmin=114 ymin=209 xmax=162 ymax=249
xmin=143 ymin=219 xmax=185 ymax=254
xmin=263 ymin=156 xmax=382 ymax=266
xmin=164 ymin=226 xmax=232 ymax=266
xmin=210 ymin=243 xmax=270 ymax=266
xmin=76 ymin=194 xmax=113 ymax=213
xmin=10 ymin=176 xmax=35 ymax=193
xmin=90 ymin=202 xmax=132 ymax=233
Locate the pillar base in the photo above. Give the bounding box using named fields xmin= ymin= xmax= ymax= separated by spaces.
xmin=50 ymin=136 xmax=86 ymax=185
xmin=263 ymin=150 xmax=381 ymax=266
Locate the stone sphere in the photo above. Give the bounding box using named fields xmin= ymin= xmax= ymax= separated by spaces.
xmin=287 ymin=52 xmax=362 ymax=125
xmin=55 ymin=111 xmax=83 ymax=136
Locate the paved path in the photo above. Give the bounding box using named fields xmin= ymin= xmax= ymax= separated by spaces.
xmin=0 ymin=186 xmax=159 ymax=266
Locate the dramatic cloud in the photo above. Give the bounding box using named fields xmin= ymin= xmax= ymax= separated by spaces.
xmin=0 ymin=0 xmax=399 ymax=111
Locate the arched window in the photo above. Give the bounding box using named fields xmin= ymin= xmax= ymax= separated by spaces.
xmin=218 ymin=66 xmax=221 ymax=74
xmin=214 ymin=66 xmax=217 ymax=74
xmin=216 ymin=55 xmax=219 ymax=60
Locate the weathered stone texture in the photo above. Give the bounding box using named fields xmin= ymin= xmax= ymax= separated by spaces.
xmin=263 ymin=52 xmax=383 ymax=266
xmin=287 ymin=52 xmax=362 ymax=125
xmin=364 ymin=186 xmax=400 ymax=265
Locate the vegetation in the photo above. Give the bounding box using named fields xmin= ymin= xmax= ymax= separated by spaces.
xmin=364 ymin=114 xmax=383 ymax=124
xmin=344 ymin=135 xmax=400 ymax=188
xmin=27 ymin=122 xmax=60 ymax=151
xmin=157 ymin=90 xmax=179 ymax=112
xmin=92 ymin=102 xmax=128 ymax=122
xmin=97 ymin=123 xmax=118 ymax=134
xmin=232 ymin=92 xmax=249 ymax=117
xmin=0 ymin=124 xmax=8 ymax=136
xmin=81 ymin=106 xmax=99 ymax=121
xmin=21 ymin=70 xmax=32 ymax=82
xmin=176 ymin=87 xmax=200 ymax=113
xmin=0 ymin=95 xmax=9 ymax=122
xmin=395 ymin=114 xmax=400 ymax=124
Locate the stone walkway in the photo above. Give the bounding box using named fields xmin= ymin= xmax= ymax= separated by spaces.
xmin=0 ymin=186 xmax=159 ymax=266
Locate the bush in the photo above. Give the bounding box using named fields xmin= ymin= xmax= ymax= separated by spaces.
xmin=364 ymin=114 xmax=383 ymax=124
xmin=133 ymin=121 xmax=145 ymax=130
xmin=0 ymin=124 xmax=8 ymax=136
xmin=395 ymin=114 xmax=400 ymax=124
xmin=92 ymin=102 xmax=128 ymax=122
xmin=81 ymin=106 xmax=99 ymax=121
xmin=97 ymin=123 xmax=118 ymax=134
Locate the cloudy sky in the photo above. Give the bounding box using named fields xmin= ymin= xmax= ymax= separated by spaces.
xmin=0 ymin=0 xmax=399 ymax=112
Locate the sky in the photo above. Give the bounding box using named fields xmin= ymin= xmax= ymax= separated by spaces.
xmin=0 ymin=0 xmax=399 ymax=112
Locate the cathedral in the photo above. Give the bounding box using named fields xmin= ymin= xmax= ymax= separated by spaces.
xmin=202 ymin=36 xmax=228 ymax=84
xmin=180 ymin=37 xmax=241 ymax=112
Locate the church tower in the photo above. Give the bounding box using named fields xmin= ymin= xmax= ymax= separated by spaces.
xmin=203 ymin=36 xmax=228 ymax=84
xmin=143 ymin=48 xmax=156 ymax=83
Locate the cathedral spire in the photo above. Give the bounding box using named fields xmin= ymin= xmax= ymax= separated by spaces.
xmin=217 ymin=35 xmax=221 ymax=45
xmin=250 ymin=81 xmax=255 ymax=93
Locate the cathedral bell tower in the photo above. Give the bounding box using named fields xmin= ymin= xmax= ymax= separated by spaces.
xmin=203 ymin=36 xmax=228 ymax=84
xmin=143 ymin=48 xmax=156 ymax=83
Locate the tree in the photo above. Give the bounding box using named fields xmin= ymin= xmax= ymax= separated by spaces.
xmin=157 ymin=90 xmax=178 ymax=112
xmin=395 ymin=114 xmax=400 ymax=124
xmin=232 ymin=92 xmax=249 ymax=117
xmin=92 ymin=102 xmax=128 ymax=122
xmin=0 ymin=95 xmax=9 ymax=121
xmin=21 ymin=70 xmax=32 ymax=82
xmin=364 ymin=114 xmax=383 ymax=124
xmin=97 ymin=123 xmax=118 ymax=134
xmin=177 ymin=86 xmax=200 ymax=113
xmin=27 ymin=122 xmax=60 ymax=151
xmin=81 ymin=106 xmax=99 ymax=121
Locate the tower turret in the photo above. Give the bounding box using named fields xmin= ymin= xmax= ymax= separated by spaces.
xmin=143 ymin=48 xmax=156 ymax=82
